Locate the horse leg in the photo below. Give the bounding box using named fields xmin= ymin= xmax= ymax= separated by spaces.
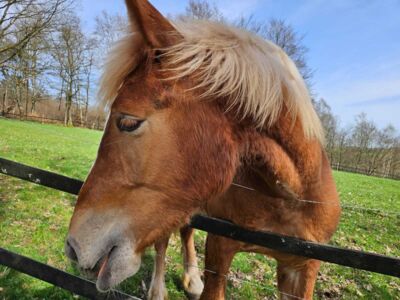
xmin=200 ymin=234 xmax=240 ymax=300
xmin=276 ymin=259 xmax=320 ymax=300
xmin=180 ymin=225 xmax=204 ymax=299
xmin=148 ymin=237 xmax=169 ymax=300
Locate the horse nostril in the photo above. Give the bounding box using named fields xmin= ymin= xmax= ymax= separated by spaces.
xmin=65 ymin=238 xmax=78 ymax=262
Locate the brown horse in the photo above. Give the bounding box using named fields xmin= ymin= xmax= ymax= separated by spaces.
xmin=65 ymin=0 xmax=341 ymax=299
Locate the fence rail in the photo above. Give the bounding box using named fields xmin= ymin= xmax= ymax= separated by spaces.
xmin=1 ymin=157 xmax=400 ymax=299
xmin=332 ymin=163 xmax=400 ymax=180
xmin=0 ymin=112 xmax=104 ymax=130
xmin=0 ymin=248 xmax=138 ymax=300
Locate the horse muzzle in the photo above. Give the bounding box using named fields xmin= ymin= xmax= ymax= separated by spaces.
xmin=65 ymin=210 xmax=141 ymax=291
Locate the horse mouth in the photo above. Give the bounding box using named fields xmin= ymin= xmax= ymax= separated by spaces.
xmin=79 ymin=246 xmax=117 ymax=287
xmin=94 ymin=246 xmax=117 ymax=291
xmin=98 ymin=246 xmax=116 ymax=275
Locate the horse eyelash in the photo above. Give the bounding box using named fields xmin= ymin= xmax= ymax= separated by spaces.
xmin=117 ymin=117 xmax=144 ymax=133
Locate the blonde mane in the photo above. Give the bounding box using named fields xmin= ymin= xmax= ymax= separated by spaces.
xmin=99 ymin=20 xmax=324 ymax=143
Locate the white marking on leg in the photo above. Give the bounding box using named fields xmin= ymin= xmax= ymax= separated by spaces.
xmin=182 ymin=233 xmax=204 ymax=298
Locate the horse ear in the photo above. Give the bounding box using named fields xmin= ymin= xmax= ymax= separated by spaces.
xmin=125 ymin=0 xmax=182 ymax=48
xmin=245 ymin=136 xmax=303 ymax=201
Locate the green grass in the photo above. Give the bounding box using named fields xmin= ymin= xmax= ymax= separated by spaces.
xmin=0 ymin=117 xmax=399 ymax=299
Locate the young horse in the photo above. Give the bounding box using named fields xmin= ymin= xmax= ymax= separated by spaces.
xmin=65 ymin=1 xmax=341 ymax=299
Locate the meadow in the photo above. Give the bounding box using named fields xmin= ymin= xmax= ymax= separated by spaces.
xmin=0 ymin=118 xmax=399 ymax=299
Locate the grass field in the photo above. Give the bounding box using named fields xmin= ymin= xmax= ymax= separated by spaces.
xmin=0 ymin=117 xmax=399 ymax=299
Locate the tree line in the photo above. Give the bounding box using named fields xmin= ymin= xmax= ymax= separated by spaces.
xmin=0 ymin=0 xmax=398 ymax=178
xmin=0 ymin=0 xmax=119 ymax=127
xmin=314 ymin=99 xmax=399 ymax=178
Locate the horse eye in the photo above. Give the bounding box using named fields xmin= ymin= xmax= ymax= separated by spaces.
xmin=117 ymin=117 xmax=144 ymax=132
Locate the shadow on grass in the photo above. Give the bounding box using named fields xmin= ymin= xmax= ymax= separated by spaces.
xmin=0 ymin=266 xmax=80 ymax=300
xmin=315 ymin=268 xmax=400 ymax=300
xmin=316 ymin=283 xmax=396 ymax=300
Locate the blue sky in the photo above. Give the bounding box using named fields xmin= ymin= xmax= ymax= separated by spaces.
xmin=79 ymin=0 xmax=400 ymax=129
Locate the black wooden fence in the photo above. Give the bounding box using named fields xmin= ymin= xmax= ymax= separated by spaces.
xmin=1 ymin=157 xmax=400 ymax=299
xmin=0 ymin=248 xmax=138 ymax=300
xmin=332 ymin=163 xmax=400 ymax=180
xmin=1 ymin=112 xmax=104 ymax=130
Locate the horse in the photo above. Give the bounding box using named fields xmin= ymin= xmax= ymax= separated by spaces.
xmin=64 ymin=1 xmax=341 ymax=299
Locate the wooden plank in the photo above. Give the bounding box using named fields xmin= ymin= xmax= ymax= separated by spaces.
xmin=0 ymin=157 xmax=82 ymax=195
xmin=0 ymin=248 xmax=140 ymax=300
xmin=190 ymin=215 xmax=400 ymax=277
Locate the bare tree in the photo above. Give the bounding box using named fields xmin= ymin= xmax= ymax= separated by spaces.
xmin=49 ymin=13 xmax=88 ymax=126
xmin=0 ymin=0 xmax=73 ymax=118
xmin=263 ymin=19 xmax=312 ymax=82
xmin=350 ymin=113 xmax=378 ymax=172
xmin=0 ymin=0 xmax=70 ymax=66
xmin=388 ymin=139 xmax=400 ymax=178
xmin=80 ymin=37 xmax=96 ymax=125
xmin=0 ymin=1 xmax=102 ymax=127
xmin=183 ymin=0 xmax=224 ymax=22
xmin=313 ymin=98 xmax=338 ymax=160
xmin=335 ymin=127 xmax=350 ymax=169
xmin=181 ymin=0 xmax=312 ymax=82
xmin=369 ymin=125 xmax=399 ymax=175
xmin=93 ymin=11 xmax=127 ymax=66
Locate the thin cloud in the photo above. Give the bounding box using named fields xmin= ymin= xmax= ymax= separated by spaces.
xmin=217 ymin=0 xmax=262 ymax=20
xmin=320 ymin=76 xmax=400 ymax=105
xmin=348 ymin=95 xmax=400 ymax=107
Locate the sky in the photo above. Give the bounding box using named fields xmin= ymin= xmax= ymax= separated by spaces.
xmin=79 ymin=0 xmax=400 ymax=129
